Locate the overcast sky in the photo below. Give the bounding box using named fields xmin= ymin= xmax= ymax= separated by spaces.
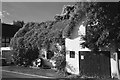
xmin=2 ymin=2 xmax=75 ymax=24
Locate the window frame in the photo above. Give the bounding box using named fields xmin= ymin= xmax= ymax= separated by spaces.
xmin=70 ymin=51 xmax=75 ymax=58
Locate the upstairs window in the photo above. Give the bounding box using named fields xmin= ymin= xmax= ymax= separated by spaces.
xmin=2 ymin=38 xmax=5 ymax=42
xmin=70 ymin=51 xmax=75 ymax=58
xmin=6 ymin=38 xmax=10 ymax=42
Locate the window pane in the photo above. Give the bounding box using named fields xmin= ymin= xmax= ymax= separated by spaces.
xmin=2 ymin=38 xmax=5 ymax=42
xmin=70 ymin=51 xmax=75 ymax=58
xmin=6 ymin=43 xmax=10 ymax=47
xmin=2 ymin=43 xmax=5 ymax=47
xmin=6 ymin=38 xmax=10 ymax=42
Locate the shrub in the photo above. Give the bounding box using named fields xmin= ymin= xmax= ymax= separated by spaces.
xmin=51 ymin=53 xmax=66 ymax=72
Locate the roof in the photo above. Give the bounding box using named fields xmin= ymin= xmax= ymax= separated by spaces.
xmin=2 ymin=23 xmax=21 ymax=37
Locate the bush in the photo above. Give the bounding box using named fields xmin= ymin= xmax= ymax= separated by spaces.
xmin=51 ymin=53 xmax=66 ymax=71
xmin=10 ymin=4 xmax=74 ymax=68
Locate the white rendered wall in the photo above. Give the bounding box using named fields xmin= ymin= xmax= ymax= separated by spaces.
xmin=110 ymin=52 xmax=119 ymax=78
xmin=111 ymin=58 xmax=117 ymax=78
xmin=66 ymin=50 xmax=79 ymax=75
xmin=65 ymin=37 xmax=90 ymax=75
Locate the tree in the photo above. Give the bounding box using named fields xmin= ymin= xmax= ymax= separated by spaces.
xmin=10 ymin=18 xmax=69 ymax=68
xmin=10 ymin=4 xmax=75 ymax=72
xmin=54 ymin=5 xmax=75 ymax=21
xmin=13 ymin=20 xmax=25 ymax=28
xmin=74 ymin=2 xmax=120 ymax=78
xmin=10 ymin=22 xmax=42 ymax=66
xmin=54 ymin=14 xmax=64 ymax=21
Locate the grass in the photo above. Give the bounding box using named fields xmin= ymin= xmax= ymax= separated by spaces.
xmin=2 ymin=66 xmax=119 ymax=80
xmin=1 ymin=50 xmax=119 ymax=80
xmin=2 ymin=66 xmax=64 ymax=78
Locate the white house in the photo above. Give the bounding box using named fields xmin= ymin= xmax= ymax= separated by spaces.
xmin=64 ymin=22 xmax=120 ymax=78
xmin=65 ymin=23 xmax=91 ymax=74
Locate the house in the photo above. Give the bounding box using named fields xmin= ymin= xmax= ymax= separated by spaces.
xmin=2 ymin=23 xmax=21 ymax=47
xmin=64 ymin=21 xmax=120 ymax=78
xmin=1 ymin=23 xmax=21 ymax=62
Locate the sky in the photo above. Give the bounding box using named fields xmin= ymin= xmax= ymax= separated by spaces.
xmin=2 ymin=2 xmax=75 ymax=24
xmin=2 ymin=0 xmax=120 ymax=2
xmin=0 ymin=1 xmax=2 ymax=19
xmin=1 ymin=0 xmax=120 ymax=24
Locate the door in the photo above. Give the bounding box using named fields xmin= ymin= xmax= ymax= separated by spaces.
xmin=79 ymin=51 xmax=111 ymax=78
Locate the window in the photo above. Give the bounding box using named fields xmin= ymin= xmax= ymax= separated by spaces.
xmin=6 ymin=38 xmax=10 ymax=42
xmin=2 ymin=43 xmax=5 ymax=47
xmin=70 ymin=51 xmax=75 ymax=58
xmin=2 ymin=38 xmax=5 ymax=42
xmin=6 ymin=43 xmax=10 ymax=47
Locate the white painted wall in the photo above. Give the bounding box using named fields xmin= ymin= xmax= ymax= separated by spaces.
xmin=0 ymin=47 xmax=12 ymax=51
xmin=66 ymin=50 xmax=79 ymax=75
xmin=65 ymin=37 xmax=80 ymax=75
xmin=0 ymin=47 xmax=13 ymax=55
xmin=111 ymin=58 xmax=117 ymax=78
xmin=65 ymin=37 xmax=90 ymax=75
xmin=110 ymin=52 xmax=120 ymax=78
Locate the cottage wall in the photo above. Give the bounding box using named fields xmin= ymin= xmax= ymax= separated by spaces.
xmin=65 ymin=23 xmax=89 ymax=75
xmin=65 ymin=37 xmax=80 ymax=75
xmin=65 ymin=37 xmax=90 ymax=75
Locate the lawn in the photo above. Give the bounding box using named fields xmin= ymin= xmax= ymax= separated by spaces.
xmin=1 ymin=50 xmax=119 ymax=80
xmin=2 ymin=66 xmax=119 ymax=80
xmin=2 ymin=66 xmax=64 ymax=78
